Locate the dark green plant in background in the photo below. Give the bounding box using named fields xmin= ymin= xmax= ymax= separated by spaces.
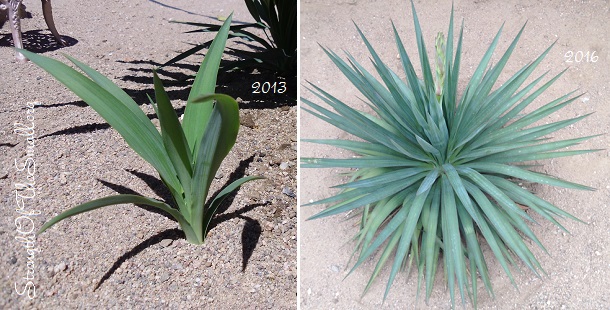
xmin=163 ymin=0 xmax=296 ymax=76
xmin=302 ymin=2 xmax=598 ymax=308
xmin=32 ymin=15 xmax=262 ymax=245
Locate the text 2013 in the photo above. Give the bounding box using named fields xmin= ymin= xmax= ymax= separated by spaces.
xmin=252 ymin=81 xmax=287 ymax=94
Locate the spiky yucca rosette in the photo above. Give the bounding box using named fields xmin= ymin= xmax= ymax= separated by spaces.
xmin=301 ymin=2 xmax=599 ymax=308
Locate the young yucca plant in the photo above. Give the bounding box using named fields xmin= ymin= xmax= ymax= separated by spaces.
xmin=31 ymin=14 xmax=262 ymax=245
xmin=302 ymin=2 xmax=598 ymax=308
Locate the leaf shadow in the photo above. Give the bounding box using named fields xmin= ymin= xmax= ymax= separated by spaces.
xmin=95 ymin=178 xmax=175 ymax=221
xmin=38 ymin=110 xmax=184 ymax=139
xmin=40 ymin=123 xmax=112 ymax=139
xmin=92 ymin=228 xmax=185 ymax=291
xmin=146 ymin=0 xmax=257 ymax=24
xmin=92 ymin=154 xmax=265 ymax=289
xmin=146 ymin=0 xmax=207 ymax=17
xmin=34 ymin=53 xmax=294 ymax=138
xmin=239 ymin=215 xmax=262 ymax=272
xmin=117 ymin=59 xmax=296 ymax=109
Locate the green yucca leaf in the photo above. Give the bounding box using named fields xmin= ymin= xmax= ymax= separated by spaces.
xmin=302 ymin=1 xmax=597 ymax=308
xmin=34 ymin=15 xmax=261 ymax=246
xmin=202 ymin=175 xmax=265 ymax=237
xmin=183 ymin=13 xmax=233 ymax=158
xmin=37 ymin=195 xmax=199 ymax=243
xmin=153 ymin=71 xmax=194 ymax=218
xmin=189 ymin=94 xmax=241 ymax=242
xmin=18 ymin=49 xmax=182 ymax=196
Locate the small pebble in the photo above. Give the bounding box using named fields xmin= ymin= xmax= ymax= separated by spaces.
xmin=59 ymin=173 xmax=68 ymax=185
xmin=160 ymin=239 xmax=173 ymax=247
xmin=278 ymin=143 xmax=291 ymax=150
xmin=264 ymin=221 xmax=274 ymax=231
xmin=159 ymin=272 xmax=170 ymax=282
xmin=54 ymin=262 xmax=67 ymax=273
xmin=172 ymin=263 xmax=184 ymax=270
xmin=240 ymin=114 xmax=256 ymax=128
xmin=282 ymin=187 xmax=295 ymax=198
xmin=330 ymin=265 xmax=340 ymax=273
xmin=279 ymin=162 xmax=289 ymax=170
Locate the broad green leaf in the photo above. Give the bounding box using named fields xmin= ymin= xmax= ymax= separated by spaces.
xmin=192 ymin=94 xmax=240 ymax=190
xmin=37 ymin=195 xmax=197 ymax=243
xmin=183 ymin=14 xmax=233 ymax=157
xmin=190 ymin=94 xmax=240 ymax=239
xmin=19 ymin=49 xmax=181 ymax=194
xmin=153 ymin=71 xmax=193 ymax=218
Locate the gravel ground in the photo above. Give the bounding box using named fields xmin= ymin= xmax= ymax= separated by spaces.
xmin=1 ymin=1 xmax=296 ymax=309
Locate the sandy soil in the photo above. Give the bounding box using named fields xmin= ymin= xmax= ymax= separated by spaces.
xmin=300 ymin=0 xmax=609 ymax=309
xmin=1 ymin=0 xmax=295 ymax=309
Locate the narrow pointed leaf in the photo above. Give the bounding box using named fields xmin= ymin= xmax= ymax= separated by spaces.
xmin=183 ymin=14 xmax=233 ymax=156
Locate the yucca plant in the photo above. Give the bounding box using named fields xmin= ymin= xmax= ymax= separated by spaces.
xmin=163 ymin=0 xmax=297 ymax=76
xmin=302 ymin=2 xmax=598 ymax=308
xmin=32 ymin=14 xmax=262 ymax=245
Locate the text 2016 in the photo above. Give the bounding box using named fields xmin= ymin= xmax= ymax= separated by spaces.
xmin=564 ymin=51 xmax=598 ymax=63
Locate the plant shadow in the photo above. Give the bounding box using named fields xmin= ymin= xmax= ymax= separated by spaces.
xmin=93 ymin=154 xmax=266 ymax=290
xmin=118 ymin=58 xmax=297 ymax=109
xmin=146 ymin=0 xmax=207 ymax=17
xmin=36 ymin=56 xmax=294 ymax=111
xmin=37 ymin=57 xmax=295 ymax=139
xmin=92 ymin=228 xmax=184 ymax=291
